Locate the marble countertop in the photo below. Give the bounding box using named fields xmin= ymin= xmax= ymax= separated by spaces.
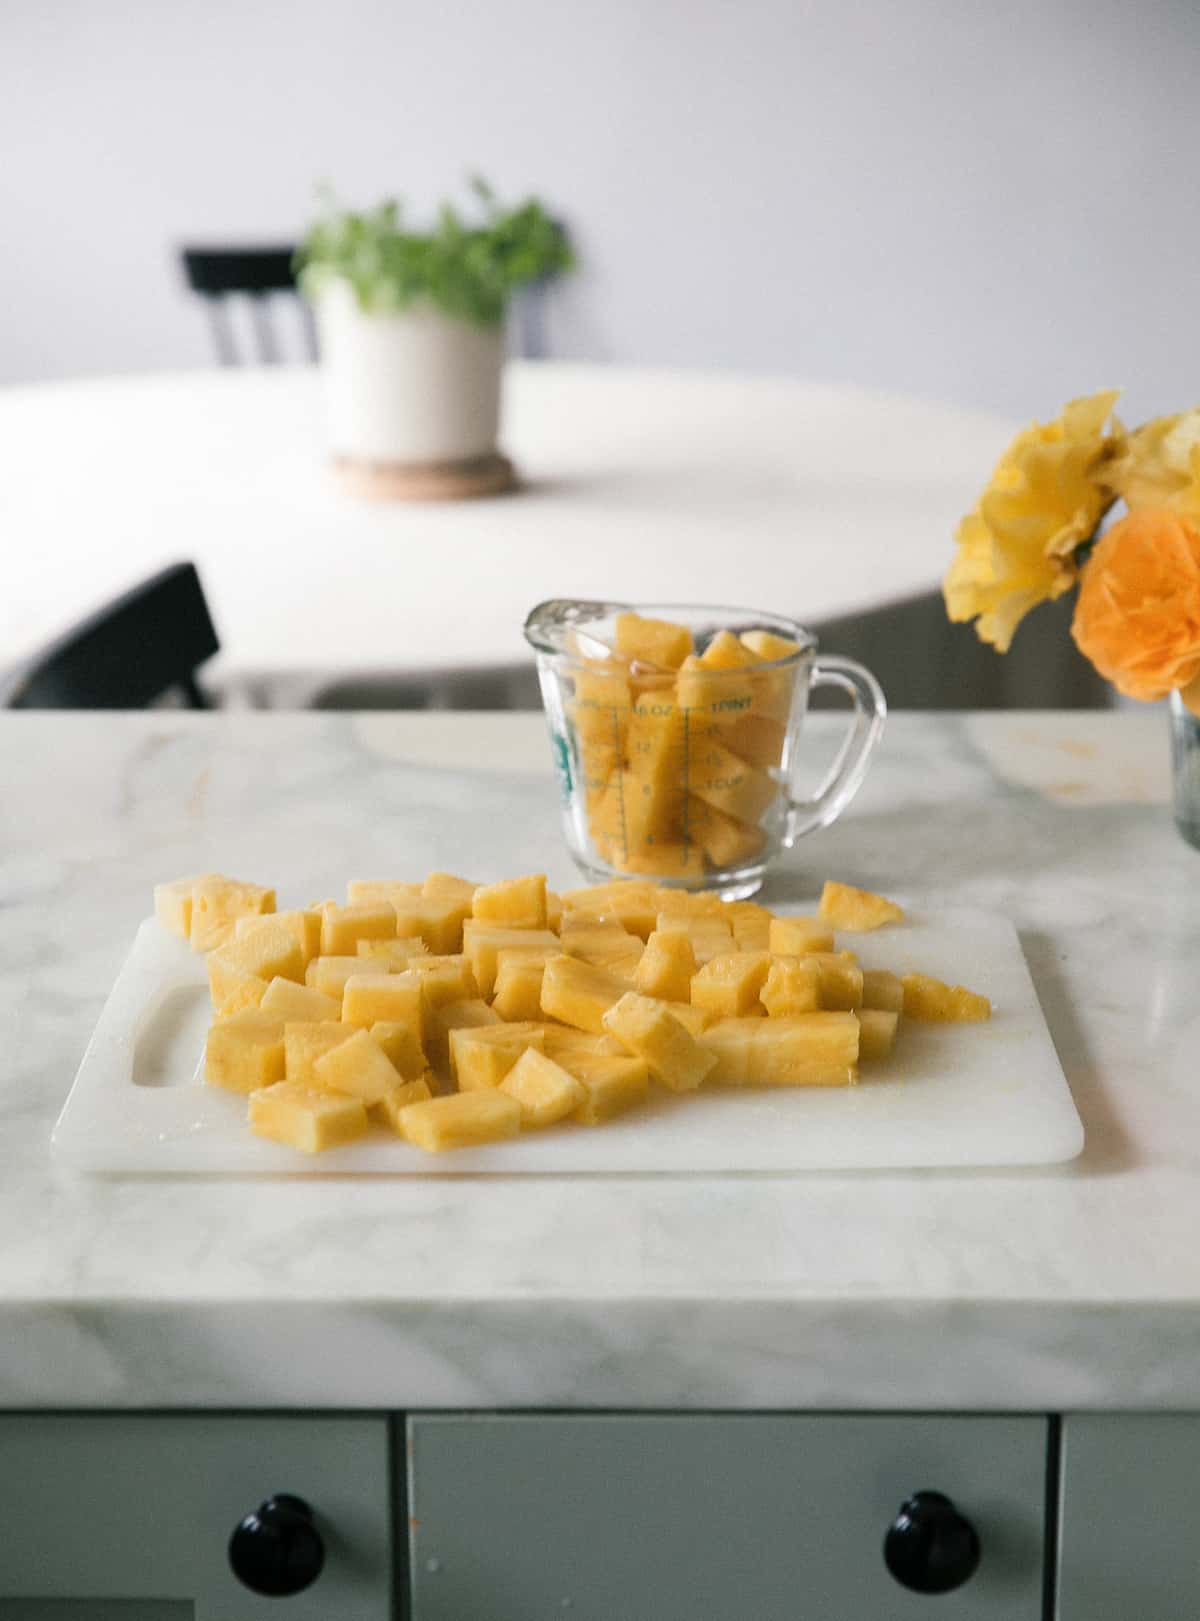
xmin=2 ymin=709 xmax=1198 ymax=1412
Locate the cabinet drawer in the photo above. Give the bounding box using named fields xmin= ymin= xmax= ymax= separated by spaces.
xmin=408 ymin=1414 xmax=1046 ymax=1619
xmin=1058 ymin=1414 xmax=1200 ymax=1619
xmin=0 ymin=1416 xmax=390 ymax=1621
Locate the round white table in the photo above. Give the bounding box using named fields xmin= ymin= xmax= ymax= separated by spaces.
xmin=0 ymin=364 xmax=1014 ymax=682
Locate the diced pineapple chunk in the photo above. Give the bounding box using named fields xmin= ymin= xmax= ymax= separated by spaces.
xmin=725 ymin=901 xmax=774 ymax=952
xmin=559 ymin=919 xmax=644 ymax=978
xmin=858 ymin=1008 xmax=899 ymax=1060
xmin=634 ymin=928 xmax=696 ymax=1003
xmin=342 ymin=971 xmax=424 ymax=1032
xmin=374 ymin=1075 xmax=434 ymax=1132
xmin=499 ymin=1049 xmax=586 ymax=1127
xmin=405 ymin=954 xmax=479 ymax=1012
xmin=215 ymin=977 xmax=269 ymax=1019
xmin=662 ymin=1002 xmax=710 ymax=1036
xmin=602 ymin=992 xmax=716 ymax=1093
xmin=356 ymin=937 xmax=430 ymax=968
xmin=561 ymin=1051 xmax=651 ymax=1124
xmin=690 ymin=952 xmax=771 ymax=1019
xmin=207 ymin=921 xmax=304 ymax=1009
xmin=819 ymin=880 xmax=904 ymax=931
xmin=615 ymin=611 xmax=694 ymax=670
xmin=539 ymin=1024 xmax=624 ymax=1062
xmin=390 ymin=890 xmax=473 ymax=954
xmin=759 ymin=957 xmax=821 ymax=1017
xmin=259 ymin=976 xmax=341 ymax=1024
xmin=237 ymin=908 xmax=323 ymax=966
xmin=306 ymin=955 xmax=384 ymax=1003
xmin=687 ymin=738 xmax=777 ymax=826
xmin=284 ymin=1021 xmax=355 ymax=1085
xmin=702 ymin=1013 xmax=859 ymax=1087
xmin=901 ymin=973 xmax=991 ymax=1022
xmin=739 ymin=628 xmax=801 ymax=663
xmin=561 ymin=882 xmax=660 ymax=940
xmin=472 ymin=874 xmax=548 ymax=930
xmin=313 ymin=1027 xmax=400 ymax=1105
xmin=397 ymin=1091 xmax=522 ymax=1152
xmin=806 ymin=952 xmax=864 ymax=1011
xmin=189 ymin=876 xmax=276 ymax=953
xmin=492 ymin=952 xmax=552 ymax=1022
xmin=686 ymin=797 xmax=769 ymax=871
xmin=249 ymin=1081 xmax=368 ymax=1154
xmin=422 ymin=872 xmax=479 ymax=907
xmin=154 ymin=874 xmax=212 ymax=940
xmin=768 ymin=915 xmax=835 ymax=956
xmin=205 ymin=1009 xmax=285 ymax=1094
xmin=370 ymin=1021 xmax=429 ymax=1080
xmin=541 ymin=954 xmax=631 ymax=1034
xmin=862 ymin=969 xmax=905 ymax=1013
xmin=653 ymin=913 xmax=735 ymax=966
xmin=462 ymin=923 xmax=563 ymax=999
xmin=347 ymin=880 xmax=423 ymax=910
xmin=451 ymin=1023 xmax=546 ymax=1091
xmin=320 ymin=902 xmax=397 ymax=955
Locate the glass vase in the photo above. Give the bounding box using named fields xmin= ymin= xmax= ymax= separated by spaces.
xmin=1169 ymin=690 xmax=1200 ymax=850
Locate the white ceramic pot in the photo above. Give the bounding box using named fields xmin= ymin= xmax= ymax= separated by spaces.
xmin=316 ymin=278 xmax=505 ymax=465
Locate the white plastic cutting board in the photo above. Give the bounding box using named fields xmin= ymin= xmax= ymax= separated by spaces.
xmin=51 ymin=909 xmax=1082 ymax=1175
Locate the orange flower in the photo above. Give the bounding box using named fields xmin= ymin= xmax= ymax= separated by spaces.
xmin=1071 ymin=508 xmax=1200 ymax=702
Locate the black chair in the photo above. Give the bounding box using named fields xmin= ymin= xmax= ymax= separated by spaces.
xmin=180 ymin=245 xmax=317 ymax=366
xmin=5 ymin=563 xmax=220 ymax=710
xmin=808 ymin=588 xmax=1112 ymax=710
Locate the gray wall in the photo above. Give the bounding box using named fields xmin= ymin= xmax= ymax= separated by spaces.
xmin=2 ymin=0 xmax=1196 ymax=419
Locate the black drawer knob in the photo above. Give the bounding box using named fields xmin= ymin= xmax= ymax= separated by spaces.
xmin=884 ymin=1489 xmax=980 ymax=1594
xmin=228 ymin=1493 xmax=325 ymax=1596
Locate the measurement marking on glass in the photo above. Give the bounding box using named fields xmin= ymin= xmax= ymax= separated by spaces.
xmin=610 ymin=704 xmax=629 ymax=863
xmin=681 ymin=704 xmax=691 ymax=859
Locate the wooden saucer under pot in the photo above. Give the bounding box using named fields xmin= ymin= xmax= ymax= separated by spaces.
xmin=333 ymin=452 xmax=518 ymax=503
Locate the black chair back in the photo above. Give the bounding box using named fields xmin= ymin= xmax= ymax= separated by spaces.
xmin=6 ymin=563 xmax=219 ymax=710
xmin=180 ymin=244 xmax=317 ymax=366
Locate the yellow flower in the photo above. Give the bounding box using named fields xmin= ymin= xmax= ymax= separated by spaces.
xmin=1105 ymin=407 xmax=1200 ymax=520
xmin=944 ymin=390 xmax=1123 ymax=652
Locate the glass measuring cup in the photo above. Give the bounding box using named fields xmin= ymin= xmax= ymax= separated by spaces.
xmin=524 ymin=599 xmax=886 ymax=900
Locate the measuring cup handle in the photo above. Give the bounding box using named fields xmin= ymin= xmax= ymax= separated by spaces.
xmin=785 ymin=655 xmax=886 ymax=845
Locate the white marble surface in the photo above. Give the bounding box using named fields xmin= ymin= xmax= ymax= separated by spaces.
xmin=2 ymin=709 xmax=1198 ymax=1412
xmin=0 ymin=365 xmax=1014 ymax=676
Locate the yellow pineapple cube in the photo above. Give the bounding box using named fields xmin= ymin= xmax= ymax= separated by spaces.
xmin=651 ymin=887 xmax=726 ymax=917
xmin=154 ymin=874 xmax=212 ymax=940
xmin=248 ymin=1081 xmax=367 ymax=1154
xmin=688 ymin=738 xmax=777 ymax=827
xmin=717 ymin=710 xmax=787 ymax=770
xmin=615 ymin=611 xmax=694 ymax=671
xmin=768 ymin=915 xmax=835 ymax=956
xmin=284 ymin=1021 xmax=355 ymax=1085
xmin=189 ymin=876 xmax=276 ymax=952
xmin=862 ymin=969 xmax=905 ymax=1013
xmin=472 ymin=873 xmax=548 ymax=930
xmin=422 ymin=871 xmax=479 ymax=907
xmin=390 ymin=891 xmax=473 ymax=954
xmin=427 ymin=997 xmax=502 ymax=1078
xmin=807 ymin=952 xmax=864 ymax=1011
xmin=313 ymin=1027 xmax=400 ymax=1105
xmin=370 ymin=1021 xmax=429 ymax=1081
xmin=207 ymin=921 xmax=304 ymax=1009
xmin=259 ymin=976 xmax=341 ymax=1024
xmin=356 ymin=937 xmax=431 ymax=968
xmin=703 ymin=1013 xmax=859 ymax=1087
xmin=901 ymin=973 xmax=991 ymax=1022
xmin=462 ymin=923 xmax=562 ymax=999
xmin=607 ymin=840 xmax=705 ymax=880
xmin=347 ymin=879 xmax=422 ymax=910
xmin=819 ymin=880 xmax=904 ymax=931
xmin=215 ymin=977 xmax=269 ymax=1019
xmin=759 ymin=957 xmax=822 ymax=1017
xmin=653 ymin=912 xmax=735 ymax=966
xmin=492 ymin=952 xmax=552 ymax=1022
xmin=205 ymin=1009 xmax=285 ymax=1094
xmin=561 ymin=1051 xmax=651 ymax=1123
xmin=306 ymin=955 xmax=383 ymax=1003
xmin=546 ymin=890 xmax=563 ymax=930
xmin=634 ymin=928 xmax=696 ymax=1003
xmin=540 ymin=954 xmax=631 ymax=1034
xmin=560 ymin=919 xmax=644 ymax=978
xmin=700 ymin=627 xmax=762 ymax=671
xmin=450 ymin=1023 xmax=546 ymax=1091
xmin=405 ymin=954 xmax=479 ymax=1013
xmin=691 ymin=952 xmax=772 ymax=1019
xmin=740 ymin=628 xmax=801 ymax=663
xmin=561 ymin=882 xmax=660 ymax=940
xmin=685 ymin=798 xmax=768 ymax=871
xmin=236 ymin=908 xmax=323 ymax=966
xmin=397 ymin=1091 xmax=522 ymax=1153
xmin=342 ymin=971 xmax=423 ymax=1032
xmin=858 ymin=1008 xmax=899 ymax=1060
xmin=539 ymin=1025 xmax=624 ymax=1062
xmin=320 ymin=902 xmax=396 ymax=955
xmin=662 ymin=1001 xmax=711 ymax=1036
xmin=374 ymin=1075 xmax=434 ymax=1132
xmin=725 ymin=901 xmax=774 ymax=952
xmin=499 ymin=1049 xmax=586 ymax=1128
xmin=602 ymin=992 xmax=716 ymax=1092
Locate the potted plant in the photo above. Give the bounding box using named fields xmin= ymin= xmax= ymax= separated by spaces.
xmin=296 ymin=179 xmax=573 ymax=498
